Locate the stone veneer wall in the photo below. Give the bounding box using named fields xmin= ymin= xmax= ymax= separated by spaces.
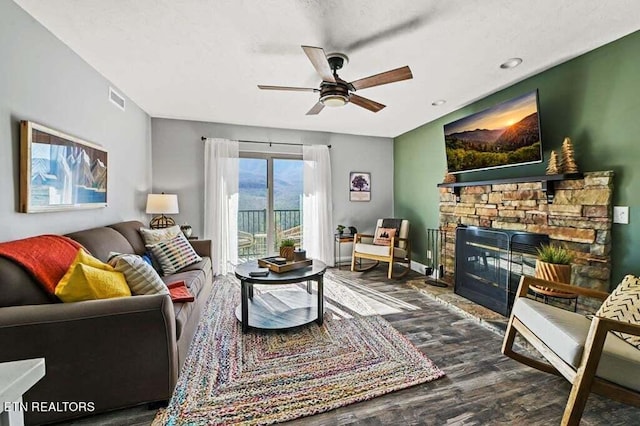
xmin=439 ymin=171 xmax=613 ymax=292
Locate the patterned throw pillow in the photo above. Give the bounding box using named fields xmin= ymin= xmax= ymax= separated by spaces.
xmin=596 ymin=274 xmax=640 ymax=350
xmin=148 ymin=233 xmax=202 ymax=276
xmin=139 ymin=225 xmax=182 ymax=245
xmin=139 ymin=226 xmax=183 ymax=272
xmin=108 ymin=253 xmax=169 ymax=296
xmin=373 ymin=227 xmax=397 ymax=246
xmin=141 ymin=253 xmax=154 ymax=266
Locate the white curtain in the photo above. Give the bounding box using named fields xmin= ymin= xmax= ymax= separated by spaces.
xmin=302 ymin=145 xmax=333 ymax=266
xmin=204 ymin=138 xmax=239 ymax=275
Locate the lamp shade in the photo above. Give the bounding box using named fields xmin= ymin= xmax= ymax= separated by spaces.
xmin=146 ymin=194 xmax=179 ymax=214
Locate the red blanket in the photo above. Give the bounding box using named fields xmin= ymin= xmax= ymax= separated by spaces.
xmin=0 ymin=235 xmax=82 ymax=294
xmin=167 ymin=281 xmax=195 ymax=303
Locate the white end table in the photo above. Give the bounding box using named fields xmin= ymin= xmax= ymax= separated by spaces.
xmin=0 ymin=358 xmax=46 ymax=426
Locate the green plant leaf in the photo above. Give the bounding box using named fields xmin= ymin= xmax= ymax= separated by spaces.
xmin=536 ymin=243 xmax=573 ymax=265
xmin=280 ymin=239 xmax=296 ymax=247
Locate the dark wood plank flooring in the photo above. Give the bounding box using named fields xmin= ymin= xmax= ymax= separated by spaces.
xmin=56 ymin=266 xmax=640 ymax=425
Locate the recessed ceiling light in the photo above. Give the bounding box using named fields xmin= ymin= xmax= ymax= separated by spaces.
xmin=500 ymin=58 xmax=523 ymax=69
xmin=432 ymin=99 xmax=446 ymax=106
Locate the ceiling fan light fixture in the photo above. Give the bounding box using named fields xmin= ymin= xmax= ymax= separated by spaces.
xmin=320 ymin=94 xmax=348 ymax=107
xmin=259 ymin=46 xmax=412 ymax=114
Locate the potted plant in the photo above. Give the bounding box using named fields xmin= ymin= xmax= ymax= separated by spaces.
xmin=336 ymin=225 xmax=345 ymax=236
xmin=534 ymin=243 xmax=573 ymax=284
xmin=279 ymin=238 xmax=296 ymax=261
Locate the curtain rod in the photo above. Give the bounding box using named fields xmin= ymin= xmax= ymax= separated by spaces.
xmin=200 ymin=136 xmax=331 ymax=148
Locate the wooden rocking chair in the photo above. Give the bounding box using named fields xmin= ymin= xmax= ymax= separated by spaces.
xmin=351 ymin=219 xmax=411 ymax=279
xmin=502 ymin=275 xmax=640 ymax=425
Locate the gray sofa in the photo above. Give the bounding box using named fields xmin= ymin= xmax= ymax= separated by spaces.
xmin=0 ymin=220 xmax=213 ymax=425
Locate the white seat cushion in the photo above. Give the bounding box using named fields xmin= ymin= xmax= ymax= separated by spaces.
xmin=354 ymin=243 xmax=407 ymax=259
xmin=513 ymin=297 xmax=640 ymax=392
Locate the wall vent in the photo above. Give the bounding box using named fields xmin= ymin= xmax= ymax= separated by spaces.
xmin=109 ymin=87 xmax=125 ymax=111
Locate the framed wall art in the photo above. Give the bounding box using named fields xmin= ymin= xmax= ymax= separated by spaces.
xmin=20 ymin=121 xmax=108 ymax=213
xmin=349 ymin=171 xmax=370 ymax=202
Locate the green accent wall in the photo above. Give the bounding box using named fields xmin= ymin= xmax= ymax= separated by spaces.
xmin=394 ymin=30 xmax=640 ymax=288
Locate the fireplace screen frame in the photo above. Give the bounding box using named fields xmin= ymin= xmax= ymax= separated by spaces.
xmin=454 ymin=226 xmax=549 ymax=316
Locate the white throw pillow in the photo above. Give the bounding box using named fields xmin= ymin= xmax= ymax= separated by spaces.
xmin=596 ymin=274 xmax=640 ymax=350
xmin=139 ymin=225 xmax=182 ymax=245
xmin=108 ymin=253 xmax=169 ymax=296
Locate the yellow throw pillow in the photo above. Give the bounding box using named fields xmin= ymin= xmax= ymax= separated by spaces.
xmin=55 ymin=264 xmax=130 ymax=302
xmin=55 ymin=249 xmax=131 ymax=302
xmin=64 ymin=249 xmax=113 ymax=274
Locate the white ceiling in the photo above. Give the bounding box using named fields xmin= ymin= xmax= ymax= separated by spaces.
xmin=13 ymin=0 xmax=640 ymax=138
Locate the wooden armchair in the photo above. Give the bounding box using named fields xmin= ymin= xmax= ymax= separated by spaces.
xmin=238 ymin=231 xmax=254 ymax=250
xmin=279 ymin=225 xmax=302 ymax=247
xmin=351 ymin=219 xmax=411 ymax=279
xmin=502 ymin=275 xmax=640 ymax=425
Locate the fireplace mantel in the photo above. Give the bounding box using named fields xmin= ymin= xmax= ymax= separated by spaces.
xmin=437 ymin=173 xmax=584 ymax=203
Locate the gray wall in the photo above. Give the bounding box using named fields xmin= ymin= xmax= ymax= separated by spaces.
xmin=151 ymin=118 xmax=394 ymax=242
xmin=0 ymin=1 xmax=152 ymax=241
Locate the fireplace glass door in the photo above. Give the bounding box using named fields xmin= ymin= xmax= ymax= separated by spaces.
xmin=454 ymin=226 xmax=549 ymax=316
xmin=455 ymin=227 xmax=510 ymax=315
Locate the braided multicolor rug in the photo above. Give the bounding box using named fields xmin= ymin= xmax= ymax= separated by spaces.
xmin=154 ymin=271 xmax=445 ymax=425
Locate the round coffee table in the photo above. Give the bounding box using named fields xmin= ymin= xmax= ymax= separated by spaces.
xmin=234 ymin=260 xmax=326 ymax=333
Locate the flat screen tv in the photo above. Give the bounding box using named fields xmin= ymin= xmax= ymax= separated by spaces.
xmin=443 ymin=90 xmax=543 ymax=174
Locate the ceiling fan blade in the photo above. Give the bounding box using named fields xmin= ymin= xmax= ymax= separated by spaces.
xmin=258 ymin=85 xmax=318 ymax=92
xmin=349 ymin=94 xmax=386 ymax=113
xmin=349 ymin=66 xmax=413 ymax=91
xmin=301 ymin=46 xmax=336 ymax=83
xmin=306 ymin=102 xmax=325 ymax=115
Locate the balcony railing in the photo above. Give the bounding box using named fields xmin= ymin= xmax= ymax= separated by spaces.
xmin=238 ymin=209 xmax=301 ymax=258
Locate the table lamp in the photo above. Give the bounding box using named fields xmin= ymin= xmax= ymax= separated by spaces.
xmin=146 ymin=193 xmax=179 ymax=229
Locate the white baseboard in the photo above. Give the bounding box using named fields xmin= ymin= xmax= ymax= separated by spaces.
xmin=410 ymin=260 xmax=426 ymax=274
xmin=410 ymin=260 xmax=443 ymax=280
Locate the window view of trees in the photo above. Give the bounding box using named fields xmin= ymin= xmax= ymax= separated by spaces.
xmin=446 ymin=142 xmax=541 ymax=172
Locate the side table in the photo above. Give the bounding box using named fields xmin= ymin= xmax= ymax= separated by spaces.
xmin=334 ymin=234 xmax=354 ymax=270
xmin=0 ymin=358 xmax=46 ymax=426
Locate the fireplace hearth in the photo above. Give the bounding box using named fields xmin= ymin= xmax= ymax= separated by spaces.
xmin=454 ymin=226 xmax=549 ymax=316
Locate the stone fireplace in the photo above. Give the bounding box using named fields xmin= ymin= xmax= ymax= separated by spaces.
xmin=438 ymin=171 xmax=613 ymax=297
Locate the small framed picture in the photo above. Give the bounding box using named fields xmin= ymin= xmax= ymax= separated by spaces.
xmin=349 ymin=172 xmax=370 ymax=202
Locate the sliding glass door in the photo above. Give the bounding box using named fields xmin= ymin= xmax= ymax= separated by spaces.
xmin=238 ymin=154 xmax=303 ymax=259
xmin=238 ymin=157 xmax=268 ymax=258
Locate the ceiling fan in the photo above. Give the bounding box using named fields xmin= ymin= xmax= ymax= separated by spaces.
xmin=258 ymin=45 xmax=413 ymax=115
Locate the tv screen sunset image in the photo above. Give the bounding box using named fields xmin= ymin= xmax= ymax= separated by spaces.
xmin=443 ymin=91 xmax=542 ymax=173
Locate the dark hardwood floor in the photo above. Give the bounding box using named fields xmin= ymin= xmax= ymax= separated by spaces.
xmin=56 ymin=266 xmax=639 ymax=425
